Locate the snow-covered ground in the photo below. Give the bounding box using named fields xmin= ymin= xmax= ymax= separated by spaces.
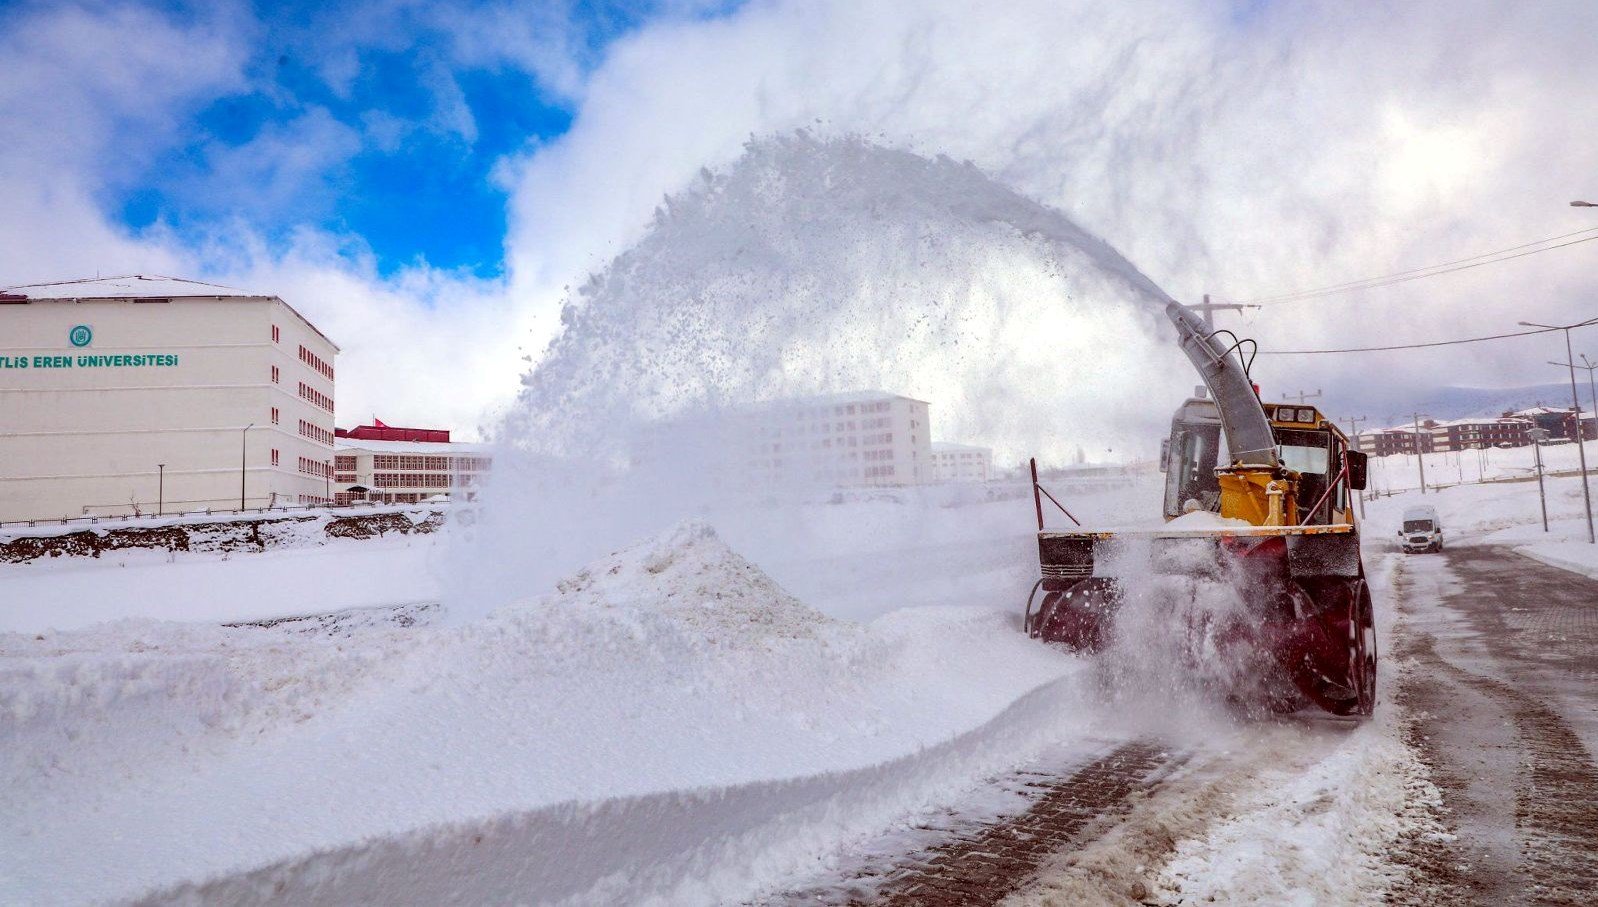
xmin=0 ymin=468 xmax=1473 ymax=905
xmin=1 ymin=486 xmax=1130 ymax=904
xmin=0 ymin=529 xmax=448 ymax=633
xmin=1366 ymin=437 xmax=1594 ymax=492
xmin=1364 ymin=455 xmax=1598 ymax=575
xmin=9 ymin=459 xmax=1582 ymax=904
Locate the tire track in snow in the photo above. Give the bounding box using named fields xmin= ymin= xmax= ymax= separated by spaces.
xmin=1388 ymin=549 xmax=1598 ymax=905
xmin=759 ymin=741 xmax=1179 ymax=905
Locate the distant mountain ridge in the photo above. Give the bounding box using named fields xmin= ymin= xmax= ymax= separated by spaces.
xmin=1319 ymin=383 xmax=1582 ymax=430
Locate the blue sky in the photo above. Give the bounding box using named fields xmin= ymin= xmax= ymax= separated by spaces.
xmin=3 ymin=0 xmax=1595 ymax=433
xmin=76 ymin=0 xmax=740 ymax=278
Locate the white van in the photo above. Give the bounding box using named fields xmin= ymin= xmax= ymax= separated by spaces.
xmin=1400 ymin=505 xmax=1443 ymax=553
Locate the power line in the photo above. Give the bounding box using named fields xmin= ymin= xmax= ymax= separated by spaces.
xmin=1245 ymin=227 xmax=1598 ymax=305
xmin=1258 ymin=322 xmax=1594 ymax=356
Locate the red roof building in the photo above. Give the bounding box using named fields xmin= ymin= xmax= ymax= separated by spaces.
xmin=335 ymin=420 xmax=450 ymax=444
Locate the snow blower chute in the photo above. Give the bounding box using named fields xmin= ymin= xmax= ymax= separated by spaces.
xmin=1024 ymin=302 xmax=1377 ymax=717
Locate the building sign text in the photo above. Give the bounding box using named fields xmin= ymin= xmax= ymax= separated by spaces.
xmin=0 ymin=354 xmax=181 ymax=369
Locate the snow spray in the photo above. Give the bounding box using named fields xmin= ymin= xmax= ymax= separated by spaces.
xmin=448 ymin=133 xmax=1190 ymax=620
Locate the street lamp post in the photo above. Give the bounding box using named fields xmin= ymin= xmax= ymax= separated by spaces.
xmin=240 ymin=423 xmax=255 ymax=511
xmin=1582 ymin=354 xmax=1598 ymax=438
xmin=1531 ymin=427 xmax=1550 ymax=531
xmin=157 ymin=464 xmax=165 ymax=516
xmin=1521 ymin=318 xmax=1598 ymax=543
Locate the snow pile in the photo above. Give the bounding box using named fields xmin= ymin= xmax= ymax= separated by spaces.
xmin=1163 ymin=509 xmax=1254 ymax=530
xmin=0 ymin=521 xmax=1086 ymax=905
xmin=546 ymin=520 xmax=838 ymax=647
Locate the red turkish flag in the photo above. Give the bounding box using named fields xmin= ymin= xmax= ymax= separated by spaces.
xmin=372 ymin=417 xmax=389 ymax=428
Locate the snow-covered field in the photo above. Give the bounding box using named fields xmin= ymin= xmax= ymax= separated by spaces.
xmin=1365 ymin=451 xmax=1598 ymax=574
xmin=1 ymin=466 xmax=1514 ymax=905
xmin=1367 ymin=437 xmax=1593 ymax=492
xmin=0 ymin=484 xmax=1128 ymax=904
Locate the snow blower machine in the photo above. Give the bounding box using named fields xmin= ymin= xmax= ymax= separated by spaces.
xmin=1024 ymin=301 xmax=1376 ymax=717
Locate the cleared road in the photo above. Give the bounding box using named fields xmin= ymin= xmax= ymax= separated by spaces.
xmin=1390 ymin=544 xmax=1598 ymax=905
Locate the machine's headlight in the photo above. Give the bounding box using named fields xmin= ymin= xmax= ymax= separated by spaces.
xmin=1275 ymin=406 xmax=1293 ymax=421
xmin=1297 ymin=408 xmax=1315 ymax=422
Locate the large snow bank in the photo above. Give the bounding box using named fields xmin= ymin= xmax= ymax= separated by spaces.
xmin=0 ymin=522 xmax=1085 ymax=905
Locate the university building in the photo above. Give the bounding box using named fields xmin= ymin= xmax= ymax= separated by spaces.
xmin=1426 ymin=416 xmax=1532 ymax=452
xmin=333 ymin=422 xmax=492 ymax=505
xmin=0 ymin=275 xmax=338 ymax=522
xmin=930 ymin=442 xmax=994 ymax=482
xmin=741 ymin=391 xmax=934 ymax=487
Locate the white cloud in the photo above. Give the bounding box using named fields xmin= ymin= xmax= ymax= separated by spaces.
xmin=499 ymin=0 xmax=1598 ymax=406
xmin=5 ymin=0 xmax=1598 ymax=443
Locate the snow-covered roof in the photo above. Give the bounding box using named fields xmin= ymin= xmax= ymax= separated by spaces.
xmin=931 ymin=441 xmax=991 ymax=453
xmin=335 ymin=438 xmax=490 ymax=455
xmin=2 ymin=274 xmax=261 ymax=299
xmin=783 ymin=390 xmax=930 ymax=407
xmin=3 ymin=274 xmax=341 ymax=352
xmin=1427 ymin=416 xmax=1533 ymax=428
xmin=1509 ymin=406 xmax=1593 ymax=418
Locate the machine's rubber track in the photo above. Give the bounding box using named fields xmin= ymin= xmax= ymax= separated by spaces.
xmin=762 ymin=742 xmax=1175 ymax=906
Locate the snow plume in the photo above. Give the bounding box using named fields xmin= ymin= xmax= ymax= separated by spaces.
xmin=1087 ymin=536 xmax=1279 ymax=733
xmin=454 ymin=134 xmax=1186 ymax=615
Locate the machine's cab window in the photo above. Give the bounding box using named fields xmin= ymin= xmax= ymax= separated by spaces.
xmin=1276 ymin=428 xmax=1332 ymax=520
xmin=1164 ymin=422 xmax=1223 ymax=517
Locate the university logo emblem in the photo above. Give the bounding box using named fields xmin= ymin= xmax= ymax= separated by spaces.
xmin=69 ymin=325 xmax=93 ymax=347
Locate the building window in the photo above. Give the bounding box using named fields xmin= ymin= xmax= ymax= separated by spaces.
xmin=271 ymin=407 xmax=279 ymax=425
xmin=271 ymin=449 xmax=279 ymax=467
xmin=272 ymin=324 xmax=280 ymax=343
xmin=271 ymin=365 xmax=279 ymax=384
xmin=336 ymin=455 xmax=356 ymax=471
xmin=297 ymin=419 xmax=333 ymax=446
xmin=297 ymin=344 xmax=335 ymax=381
xmin=296 ymin=382 xmax=334 ymax=413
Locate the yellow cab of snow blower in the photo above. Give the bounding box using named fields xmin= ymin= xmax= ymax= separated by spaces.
xmin=1025 ymin=301 xmax=1377 ymax=717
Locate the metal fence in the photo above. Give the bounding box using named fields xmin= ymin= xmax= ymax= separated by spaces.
xmin=0 ymin=500 xmax=448 ymax=531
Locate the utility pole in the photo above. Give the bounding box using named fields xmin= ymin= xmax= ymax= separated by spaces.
xmin=1191 ymin=293 xmax=1260 ymax=330
xmin=1550 ymin=353 xmax=1598 ymax=446
xmin=1523 ymin=317 xmax=1598 ymax=543
xmin=157 ymin=464 xmax=164 ymax=517
xmin=1343 ymin=416 xmax=1368 ymax=519
xmin=1410 ymin=412 xmax=1430 ymax=494
xmin=1531 ymin=427 xmax=1551 ymax=531
xmin=1284 ymin=388 xmax=1323 ymax=405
